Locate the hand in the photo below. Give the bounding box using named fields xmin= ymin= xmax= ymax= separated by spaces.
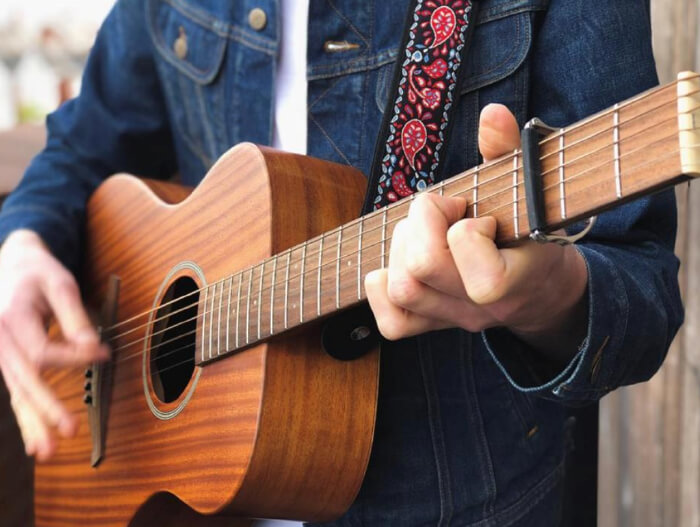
xmin=365 ymin=104 xmax=588 ymax=356
xmin=0 ymin=229 xmax=108 ymax=460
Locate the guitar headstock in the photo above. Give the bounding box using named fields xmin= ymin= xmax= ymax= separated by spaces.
xmin=677 ymin=71 xmax=700 ymax=177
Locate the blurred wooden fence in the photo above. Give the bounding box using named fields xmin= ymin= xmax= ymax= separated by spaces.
xmin=598 ymin=1 xmax=700 ymax=526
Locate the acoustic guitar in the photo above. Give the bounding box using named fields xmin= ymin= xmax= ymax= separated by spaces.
xmin=34 ymin=72 xmax=700 ymax=526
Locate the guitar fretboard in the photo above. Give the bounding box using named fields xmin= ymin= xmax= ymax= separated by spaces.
xmin=196 ymin=74 xmax=699 ymax=365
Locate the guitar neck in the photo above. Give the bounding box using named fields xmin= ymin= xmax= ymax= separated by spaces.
xmin=196 ymin=72 xmax=700 ymax=366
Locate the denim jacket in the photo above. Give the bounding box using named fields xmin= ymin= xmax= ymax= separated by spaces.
xmin=0 ymin=0 xmax=683 ymax=525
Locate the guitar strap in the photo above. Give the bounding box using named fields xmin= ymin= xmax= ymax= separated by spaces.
xmin=362 ymin=0 xmax=480 ymax=213
xmin=325 ymin=1 xmax=480 ymax=360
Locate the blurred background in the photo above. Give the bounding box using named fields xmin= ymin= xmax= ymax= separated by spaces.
xmin=0 ymin=0 xmax=113 ymax=129
xmin=0 ymin=1 xmax=698 ymax=526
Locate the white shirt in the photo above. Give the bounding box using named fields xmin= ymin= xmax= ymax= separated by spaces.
xmin=271 ymin=0 xmax=309 ymax=155
xmin=260 ymin=8 xmax=308 ymax=527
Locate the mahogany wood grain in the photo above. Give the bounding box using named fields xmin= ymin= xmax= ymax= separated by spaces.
xmin=34 ymin=74 xmax=700 ymax=527
xmin=35 ymin=144 xmax=379 ymax=526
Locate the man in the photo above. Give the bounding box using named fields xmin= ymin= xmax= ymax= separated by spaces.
xmin=0 ymin=0 xmax=683 ymax=525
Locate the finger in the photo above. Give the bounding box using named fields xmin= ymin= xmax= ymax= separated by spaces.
xmin=9 ymin=390 xmax=55 ymax=460
xmin=18 ymin=311 xmax=108 ymax=367
xmin=447 ymin=216 xmax=511 ymax=305
xmin=388 ymin=219 xmax=477 ymax=324
xmin=402 ymin=193 xmax=468 ymax=296
xmin=365 ymin=270 xmax=452 ymax=340
xmin=39 ymin=267 xmax=98 ymax=342
xmin=478 ymin=103 xmax=521 ymax=161
xmin=0 ymin=330 xmax=76 ymax=439
xmin=385 ymin=265 xmax=493 ymax=331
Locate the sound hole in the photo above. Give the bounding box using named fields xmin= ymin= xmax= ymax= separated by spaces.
xmin=150 ymin=276 xmax=199 ymax=403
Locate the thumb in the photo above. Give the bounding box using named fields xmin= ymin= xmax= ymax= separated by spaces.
xmin=478 ymin=104 xmax=521 ymax=161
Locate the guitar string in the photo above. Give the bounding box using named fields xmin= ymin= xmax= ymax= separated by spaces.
xmin=107 ymin=143 xmax=686 ymax=371
xmin=98 ymin=82 xmax=692 ymax=336
xmin=99 ymin=97 xmax=693 ymax=345
xmin=104 ymin=118 xmax=687 ymax=352
xmin=103 ymin=122 xmax=688 ymax=353
xmin=113 ymin=141 xmax=688 ymax=384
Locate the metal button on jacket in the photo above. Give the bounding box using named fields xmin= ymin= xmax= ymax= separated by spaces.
xmin=248 ymin=8 xmax=267 ymax=31
xmin=174 ymin=26 xmax=188 ymax=59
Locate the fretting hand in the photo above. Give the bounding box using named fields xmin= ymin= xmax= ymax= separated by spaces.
xmin=365 ymin=104 xmax=589 ymax=356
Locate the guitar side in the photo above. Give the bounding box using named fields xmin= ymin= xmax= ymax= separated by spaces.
xmin=34 ymin=143 xmax=379 ymax=526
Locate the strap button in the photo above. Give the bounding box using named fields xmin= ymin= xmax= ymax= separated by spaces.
xmin=248 ymin=8 xmax=267 ymax=31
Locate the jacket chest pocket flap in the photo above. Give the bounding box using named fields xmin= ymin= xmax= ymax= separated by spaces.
xmin=147 ymin=0 xmax=230 ymax=164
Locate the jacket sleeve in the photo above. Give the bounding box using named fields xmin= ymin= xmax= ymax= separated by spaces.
xmin=0 ymin=0 xmax=176 ymax=273
xmin=481 ymin=0 xmax=684 ymax=404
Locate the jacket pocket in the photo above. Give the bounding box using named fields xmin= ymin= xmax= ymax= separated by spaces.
xmin=147 ymin=0 xmax=229 ymax=167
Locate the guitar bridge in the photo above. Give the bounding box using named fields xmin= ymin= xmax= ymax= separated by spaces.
xmin=84 ymin=274 xmax=120 ymax=467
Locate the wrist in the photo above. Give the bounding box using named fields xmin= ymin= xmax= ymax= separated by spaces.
xmin=511 ymin=245 xmax=589 ymax=360
xmin=3 ymin=229 xmax=46 ymax=250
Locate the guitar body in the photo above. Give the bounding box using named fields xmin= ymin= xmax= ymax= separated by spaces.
xmin=34 ymin=144 xmax=379 ymax=526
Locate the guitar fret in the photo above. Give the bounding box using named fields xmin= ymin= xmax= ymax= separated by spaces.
xmin=439 ymin=181 xmax=445 ymax=196
xmin=246 ymin=268 xmax=253 ymax=345
xmin=201 ymin=286 xmax=209 ymax=363
xmin=336 ymin=226 xmax=343 ymax=309
xmin=226 ymin=276 xmax=232 ymax=351
xmin=473 ymin=168 xmax=478 ymax=217
xmin=209 ymin=282 xmax=216 ymax=359
xmin=559 ymin=129 xmax=566 ymax=219
xmin=357 ymin=218 xmax=363 ymax=300
xmin=217 ymin=280 xmax=223 ymax=356
xmin=270 ymin=256 xmax=277 ymax=335
xmin=317 ymin=235 xmax=324 ymax=316
xmin=284 ymin=251 xmax=291 ymax=329
xmin=512 ymin=151 xmax=519 ymax=238
xmin=300 ymin=242 xmax=307 ymax=323
xmin=235 ymin=272 xmax=242 ymax=348
xmin=613 ymin=103 xmax=622 ymax=198
xmin=381 ymin=208 xmax=387 ymax=269
xmin=257 ymin=261 xmax=264 ymax=340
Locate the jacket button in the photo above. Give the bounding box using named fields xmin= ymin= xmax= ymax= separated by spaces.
xmin=174 ymin=26 xmax=188 ymax=59
xmin=248 ymin=8 xmax=267 ymax=31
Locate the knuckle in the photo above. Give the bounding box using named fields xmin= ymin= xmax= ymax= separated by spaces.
xmin=387 ymin=275 xmax=420 ymax=307
xmin=446 ymin=221 xmax=467 ymax=246
xmin=468 ymin=272 xmax=507 ymax=305
xmin=405 ymin=248 xmax=438 ymax=281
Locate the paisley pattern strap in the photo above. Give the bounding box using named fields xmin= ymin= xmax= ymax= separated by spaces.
xmin=364 ymin=0 xmax=478 ymax=212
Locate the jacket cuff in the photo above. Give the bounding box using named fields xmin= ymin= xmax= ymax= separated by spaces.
xmin=0 ymin=205 xmax=79 ymax=273
xmin=481 ymin=243 xmax=628 ymax=404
